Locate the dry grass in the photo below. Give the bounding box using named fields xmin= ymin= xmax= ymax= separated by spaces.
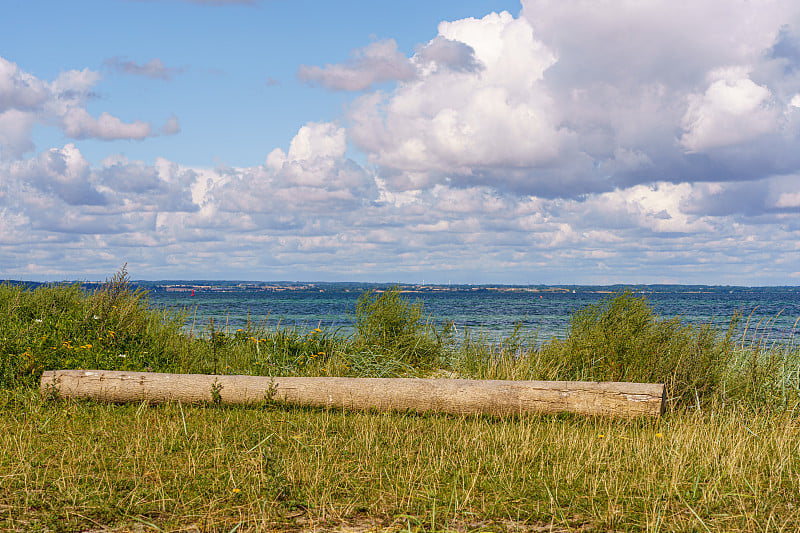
xmin=1 ymin=391 xmax=799 ymax=532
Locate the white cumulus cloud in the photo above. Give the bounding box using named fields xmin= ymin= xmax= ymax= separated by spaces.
xmin=0 ymin=55 xmax=163 ymax=159
xmin=347 ymin=11 xmax=566 ymax=194
xmin=680 ymin=71 xmax=778 ymax=152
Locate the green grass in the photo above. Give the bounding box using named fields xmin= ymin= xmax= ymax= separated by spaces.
xmin=2 ymin=269 xmax=800 ymax=531
xmin=0 ymin=267 xmax=190 ymax=389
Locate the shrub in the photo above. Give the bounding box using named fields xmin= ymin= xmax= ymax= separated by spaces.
xmin=353 ymin=286 xmax=443 ymax=369
xmin=537 ymin=290 xmax=735 ymax=409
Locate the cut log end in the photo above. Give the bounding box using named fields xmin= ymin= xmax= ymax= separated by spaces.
xmin=40 ymin=369 xmax=666 ymax=418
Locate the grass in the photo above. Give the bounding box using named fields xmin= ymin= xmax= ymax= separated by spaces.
xmin=3 ymin=393 xmax=799 ymax=532
xmin=2 ymin=268 xmax=800 ymax=531
xmin=0 ymin=266 xmax=190 ymax=389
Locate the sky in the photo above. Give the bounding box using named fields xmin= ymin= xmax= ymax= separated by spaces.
xmin=2 ymin=0 xmax=800 ymax=285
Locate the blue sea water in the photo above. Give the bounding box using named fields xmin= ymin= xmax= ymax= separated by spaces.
xmin=144 ymin=283 xmax=800 ymax=344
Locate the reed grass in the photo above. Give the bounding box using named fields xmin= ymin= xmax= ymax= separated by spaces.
xmin=2 ymin=269 xmax=800 ymax=531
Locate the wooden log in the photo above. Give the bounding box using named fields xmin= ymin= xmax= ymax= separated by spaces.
xmin=40 ymin=369 xmax=665 ymax=418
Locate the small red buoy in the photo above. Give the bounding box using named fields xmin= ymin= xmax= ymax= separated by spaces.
xmin=191 ymin=290 xmax=194 ymax=297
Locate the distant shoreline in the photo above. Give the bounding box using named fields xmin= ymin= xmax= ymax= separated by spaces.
xmin=3 ymin=279 xmax=800 ymax=294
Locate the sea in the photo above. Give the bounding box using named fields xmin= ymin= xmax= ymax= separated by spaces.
xmin=141 ymin=282 xmax=800 ymax=344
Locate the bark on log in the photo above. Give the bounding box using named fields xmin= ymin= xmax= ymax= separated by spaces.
xmin=40 ymin=369 xmax=666 ymax=418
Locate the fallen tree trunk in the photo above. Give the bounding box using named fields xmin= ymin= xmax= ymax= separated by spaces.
xmin=40 ymin=369 xmax=666 ymax=418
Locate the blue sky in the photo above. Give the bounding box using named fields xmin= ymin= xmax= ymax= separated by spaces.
xmin=2 ymin=0 xmax=800 ymax=284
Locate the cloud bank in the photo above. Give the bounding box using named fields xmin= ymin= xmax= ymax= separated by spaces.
xmin=344 ymin=3 xmax=800 ymax=200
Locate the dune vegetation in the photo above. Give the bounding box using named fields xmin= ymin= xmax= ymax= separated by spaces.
xmin=1 ymin=268 xmax=799 ymax=531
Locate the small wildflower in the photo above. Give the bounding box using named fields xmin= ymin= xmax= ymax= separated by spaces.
xmin=93 ymin=315 xmax=100 ymax=320
xmin=598 ymin=433 xmax=605 ymax=438
xmin=655 ymin=432 xmax=663 ymax=439
xmin=314 ymin=327 xmax=322 ymax=333
xmin=34 ymin=319 xmax=43 ymax=323
xmin=118 ymin=353 xmax=126 ymax=358
xmin=232 ymin=488 xmax=241 ymax=494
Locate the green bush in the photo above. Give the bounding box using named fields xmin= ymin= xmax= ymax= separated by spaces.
xmin=537 ymin=290 xmax=735 ymax=409
xmin=353 ymin=286 xmax=444 ymax=369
